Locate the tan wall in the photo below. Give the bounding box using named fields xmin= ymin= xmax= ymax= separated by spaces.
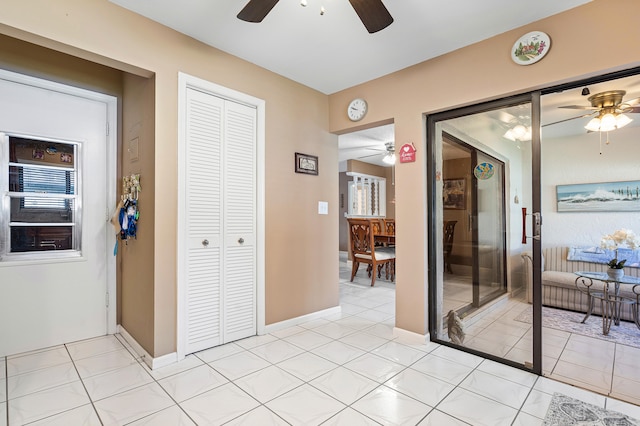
xmin=120 ymin=73 xmax=156 ymax=351
xmin=329 ymin=0 xmax=640 ymax=335
xmin=1 ymin=0 xmax=338 ymax=357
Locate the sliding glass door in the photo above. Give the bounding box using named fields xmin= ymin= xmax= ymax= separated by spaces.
xmin=428 ymin=94 xmax=541 ymax=373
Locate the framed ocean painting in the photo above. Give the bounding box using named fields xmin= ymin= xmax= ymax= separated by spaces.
xmin=556 ymin=180 xmax=640 ymax=212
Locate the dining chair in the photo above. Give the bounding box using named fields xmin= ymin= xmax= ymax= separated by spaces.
xmin=347 ymin=218 xmax=395 ymax=286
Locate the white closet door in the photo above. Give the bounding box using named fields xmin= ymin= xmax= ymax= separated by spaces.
xmin=223 ymin=101 xmax=256 ymax=342
xmin=184 ymin=88 xmax=224 ymax=353
xmin=183 ymin=88 xmax=256 ymax=354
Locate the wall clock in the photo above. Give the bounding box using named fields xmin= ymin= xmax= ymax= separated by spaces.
xmin=347 ymin=98 xmax=368 ymax=121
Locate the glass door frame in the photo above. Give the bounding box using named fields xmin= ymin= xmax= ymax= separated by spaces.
xmin=426 ymin=93 xmax=543 ymax=375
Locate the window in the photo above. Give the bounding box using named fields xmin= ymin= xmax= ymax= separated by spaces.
xmin=2 ymin=136 xmax=79 ymax=257
xmin=347 ymin=172 xmax=386 ymax=217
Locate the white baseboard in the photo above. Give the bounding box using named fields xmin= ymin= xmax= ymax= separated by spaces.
xmin=118 ymin=325 xmax=177 ymax=370
xmin=393 ymin=326 xmax=430 ymax=344
xmin=263 ymin=305 xmax=342 ymax=334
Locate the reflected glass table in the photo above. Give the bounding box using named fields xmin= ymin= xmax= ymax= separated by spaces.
xmin=574 ymin=271 xmax=640 ymax=335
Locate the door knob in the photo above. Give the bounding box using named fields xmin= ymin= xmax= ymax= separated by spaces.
xmin=202 ymin=239 xmax=209 ymax=247
xmin=238 ymin=238 xmax=244 ymax=244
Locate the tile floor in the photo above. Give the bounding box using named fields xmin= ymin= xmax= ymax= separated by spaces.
xmin=2 ymin=265 xmax=640 ymax=425
xmin=441 ymin=272 xmax=640 ymax=405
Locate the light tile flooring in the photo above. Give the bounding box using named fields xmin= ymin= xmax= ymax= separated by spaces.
xmin=442 ymin=272 xmax=640 ymax=405
xmin=1 ymin=266 xmax=639 ymax=425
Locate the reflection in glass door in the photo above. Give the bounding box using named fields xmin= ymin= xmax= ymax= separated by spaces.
xmin=428 ymin=95 xmax=540 ymax=373
xmin=473 ymin=150 xmax=506 ymax=307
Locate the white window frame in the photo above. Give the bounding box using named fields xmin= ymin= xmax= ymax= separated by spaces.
xmin=0 ymin=133 xmax=82 ymax=260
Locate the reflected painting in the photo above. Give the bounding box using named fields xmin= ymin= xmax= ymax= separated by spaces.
xmin=557 ymin=180 xmax=640 ymax=212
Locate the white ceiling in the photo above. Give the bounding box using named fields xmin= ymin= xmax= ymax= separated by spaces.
xmin=108 ymin=0 xmax=640 ymax=167
xmin=109 ymin=0 xmax=590 ymax=95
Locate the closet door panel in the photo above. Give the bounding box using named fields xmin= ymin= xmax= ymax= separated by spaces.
xmin=184 ymin=88 xmax=224 ymax=353
xmin=223 ymin=101 xmax=256 ymax=342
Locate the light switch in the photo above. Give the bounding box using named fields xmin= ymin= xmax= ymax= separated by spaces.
xmin=318 ymin=201 xmax=328 ymax=215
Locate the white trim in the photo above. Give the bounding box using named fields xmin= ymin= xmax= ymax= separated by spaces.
xmin=0 ymin=69 xmax=118 ymax=336
xmin=393 ymin=327 xmax=430 ymax=344
xmin=118 ymin=325 xmax=178 ymax=369
xmin=263 ymin=306 xmax=342 ymax=335
xmin=177 ymin=72 xmax=266 ymax=360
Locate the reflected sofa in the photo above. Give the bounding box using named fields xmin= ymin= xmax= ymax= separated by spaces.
xmin=522 ymin=247 xmax=640 ymax=322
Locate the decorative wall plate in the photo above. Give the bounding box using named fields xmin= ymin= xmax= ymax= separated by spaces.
xmin=474 ymin=162 xmax=494 ymax=180
xmin=511 ymin=31 xmax=551 ymax=65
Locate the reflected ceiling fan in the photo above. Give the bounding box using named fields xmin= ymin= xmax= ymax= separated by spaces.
xmin=237 ymin=0 xmax=394 ymax=33
xmin=545 ymin=90 xmax=640 ymax=131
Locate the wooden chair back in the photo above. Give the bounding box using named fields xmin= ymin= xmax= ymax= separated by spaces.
xmin=347 ymin=218 xmax=395 ymax=286
xmin=383 ymin=219 xmax=395 ymax=235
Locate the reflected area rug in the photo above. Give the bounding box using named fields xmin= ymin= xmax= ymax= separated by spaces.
xmin=543 ymin=393 xmax=639 ymax=425
xmin=514 ymin=306 xmax=640 ymax=349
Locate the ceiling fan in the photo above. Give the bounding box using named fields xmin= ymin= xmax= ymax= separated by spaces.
xmin=355 ymin=142 xmax=395 ymax=164
xmin=237 ymin=0 xmax=394 ymax=34
xmin=545 ymin=90 xmax=640 ymax=131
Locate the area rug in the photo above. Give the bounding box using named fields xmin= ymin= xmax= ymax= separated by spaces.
xmin=514 ymin=306 xmax=640 ymax=349
xmin=543 ymin=392 xmax=639 ymax=425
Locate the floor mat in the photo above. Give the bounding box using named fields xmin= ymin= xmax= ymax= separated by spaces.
xmin=543 ymin=393 xmax=639 ymax=425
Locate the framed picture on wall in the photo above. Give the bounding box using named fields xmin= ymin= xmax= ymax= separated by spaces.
xmin=557 ymin=180 xmax=640 ymax=212
xmin=295 ymin=152 xmax=318 ymax=175
xmin=443 ymin=178 xmax=466 ymax=209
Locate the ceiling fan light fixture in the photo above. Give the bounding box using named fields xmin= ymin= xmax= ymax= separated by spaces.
xmin=585 ymin=112 xmax=633 ymax=132
xmin=600 ymin=113 xmax=617 ymax=131
xmin=585 ymin=117 xmax=601 ymax=132
xmin=382 ymin=153 xmax=396 ymax=165
xmin=615 ymin=113 xmax=633 ymax=128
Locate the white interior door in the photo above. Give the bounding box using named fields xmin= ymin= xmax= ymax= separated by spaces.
xmin=0 ymin=71 xmax=116 ymax=356
xmin=181 ymin=87 xmax=257 ymax=355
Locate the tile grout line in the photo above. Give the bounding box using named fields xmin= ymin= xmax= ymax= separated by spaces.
xmin=114 ymin=334 xmax=204 ymax=425
xmin=63 ymin=344 xmax=105 ymax=426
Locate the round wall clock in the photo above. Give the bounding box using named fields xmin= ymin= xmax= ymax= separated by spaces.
xmin=347 ymin=98 xmax=368 ymax=121
xmin=511 ymin=31 xmax=551 ymax=66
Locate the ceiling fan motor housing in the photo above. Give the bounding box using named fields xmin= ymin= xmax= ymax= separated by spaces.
xmin=588 ymin=90 xmax=625 ymax=109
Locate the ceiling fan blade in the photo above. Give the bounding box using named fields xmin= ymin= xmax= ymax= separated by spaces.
xmin=542 ymin=112 xmax=596 ymax=127
xmin=348 ymin=0 xmax=394 ymax=34
xmin=558 ymin=105 xmax=600 ymax=110
xmin=237 ymin=0 xmax=280 ymax=23
xmin=358 ymin=152 xmax=385 ymax=159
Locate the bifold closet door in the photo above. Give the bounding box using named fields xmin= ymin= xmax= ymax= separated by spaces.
xmin=183 ymin=88 xmax=256 ymax=354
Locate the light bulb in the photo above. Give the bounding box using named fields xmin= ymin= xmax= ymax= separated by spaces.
xmin=585 ymin=117 xmax=601 ymax=132
xmin=300 ymin=0 xmax=307 ymax=6
xmin=600 ymin=113 xmax=617 ymax=132
xmin=382 ymin=153 xmax=396 ymax=165
xmin=616 ymin=113 xmax=633 ymax=129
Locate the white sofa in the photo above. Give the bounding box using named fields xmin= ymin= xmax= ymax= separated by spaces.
xmin=522 ymin=247 xmax=640 ymax=322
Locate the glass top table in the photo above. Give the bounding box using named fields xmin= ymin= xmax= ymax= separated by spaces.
xmin=574 ymin=271 xmax=640 ymax=335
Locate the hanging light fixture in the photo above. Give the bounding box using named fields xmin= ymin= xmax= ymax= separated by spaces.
xmin=585 ymin=109 xmax=633 ymax=132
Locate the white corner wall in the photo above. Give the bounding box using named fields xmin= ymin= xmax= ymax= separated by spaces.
xmin=541 ymin=125 xmax=640 ymax=248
